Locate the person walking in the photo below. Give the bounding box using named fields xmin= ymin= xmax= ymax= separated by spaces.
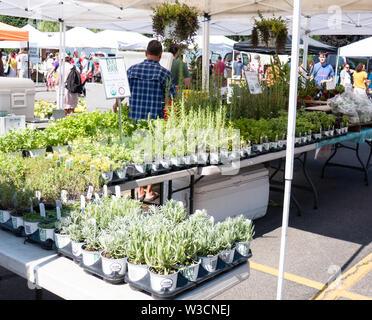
xmin=7 ymin=53 xmax=17 ymax=77
xmin=16 ymin=48 xmax=30 ymax=78
xmin=339 ymin=63 xmax=353 ymax=89
xmin=168 ymin=43 xmax=191 ymax=89
xmin=249 ymin=54 xmax=264 ymax=83
xmin=353 ymin=63 xmax=370 ymax=96
xmin=310 ymin=51 xmax=334 ymax=86
xmin=0 ymin=51 xmax=4 ymax=77
xmin=213 ymin=55 xmax=225 ymax=87
xmin=233 ymin=55 xmax=244 ymax=78
xmin=55 ymin=55 xmax=80 ymax=115
xmin=45 ymin=53 xmax=55 ymax=91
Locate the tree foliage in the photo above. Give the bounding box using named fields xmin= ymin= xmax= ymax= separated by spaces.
xmin=0 ymin=15 xmax=28 ymax=28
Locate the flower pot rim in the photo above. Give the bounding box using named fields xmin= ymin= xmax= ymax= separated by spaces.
xmin=101 ymin=251 xmax=127 ymax=260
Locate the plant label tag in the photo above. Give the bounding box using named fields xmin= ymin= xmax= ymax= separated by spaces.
xmin=61 ymin=190 xmax=68 ymax=203
xmin=30 ymin=197 xmax=33 ymax=213
xmin=87 ymin=186 xmax=94 ymax=200
xmin=103 ymin=185 xmax=108 ymax=197
xmin=81 ymin=195 xmax=86 ymax=209
xmin=115 ymin=186 xmax=121 ymax=198
xmin=39 ymin=203 xmax=46 ymax=217
xmin=94 ymin=193 xmax=100 ymax=200
xmin=55 ymin=200 xmax=62 ymax=209
xmin=35 ymin=191 xmax=41 ymax=201
xmin=56 ymin=207 xmax=61 ymax=220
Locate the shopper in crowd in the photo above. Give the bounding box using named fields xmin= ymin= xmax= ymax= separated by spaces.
xmin=16 ymin=48 xmax=30 ymax=78
xmin=265 ymin=56 xmax=280 ymax=87
xmin=55 ymin=55 xmax=80 ymax=115
xmin=45 ymin=53 xmax=55 ymax=91
xmin=0 ymin=51 xmax=4 ymax=77
xmin=72 ymin=51 xmax=82 ymax=71
xmin=233 ymin=55 xmax=244 ymax=78
xmin=7 ymin=52 xmax=17 ymax=77
xmin=368 ymin=68 xmax=372 ymax=95
xmin=212 ymin=55 xmax=225 ymax=87
xmin=310 ymin=51 xmax=334 ymax=86
xmin=250 ymin=54 xmax=264 ymax=83
xmin=113 ymin=40 xmax=176 ymax=202
xmin=169 ymin=43 xmax=191 ymax=89
xmin=353 ymin=63 xmax=370 ymax=96
xmin=46 ymin=52 xmax=59 ymax=97
xmin=339 ymin=63 xmax=353 ymax=89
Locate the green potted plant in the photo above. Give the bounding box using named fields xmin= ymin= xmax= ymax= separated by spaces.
xmin=233 ymin=215 xmax=255 ymax=257
xmin=251 ymin=11 xmax=288 ymax=53
xmin=100 ymin=229 xmax=128 ymax=278
xmin=66 ymin=210 xmax=86 ymax=259
xmin=144 ymin=232 xmax=179 ymax=293
xmin=10 ymin=189 xmax=34 ymax=233
xmin=23 ymin=212 xmax=45 ymax=236
xmin=54 ymin=216 xmax=72 ymax=249
xmin=214 ymin=218 xmax=237 ymax=264
xmin=126 ymin=224 xmax=149 ymax=282
xmin=81 ymin=218 xmax=103 ymax=267
xmin=152 ymin=1 xmax=200 ymax=51
xmin=0 ymin=182 xmax=15 ymax=224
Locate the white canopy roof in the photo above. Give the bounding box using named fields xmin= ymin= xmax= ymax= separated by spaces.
xmin=95 ymin=29 xmax=151 ymax=50
xmin=339 ymin=36 xmax=372 ymax=57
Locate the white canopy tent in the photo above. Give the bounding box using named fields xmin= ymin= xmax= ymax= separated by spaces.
xmin=1 ymin=0 xmax=372 ymax=300
xmin=95 ymin=29 xmax=151 ymax=50
xmin=339 ymin=36 xmax=372 ymax=57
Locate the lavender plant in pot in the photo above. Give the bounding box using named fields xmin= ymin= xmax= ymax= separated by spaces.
xmin=126 ymin=224 xmax=149 ymax=282
xmin=0 ymin=183 xmax=15 ymax=224
xmin=144 ymin=232 xmax=179 ymax=293
xmin=81 ymin=218 xmax=103 ymax=267
xmin=99 ymin=219 xmax=129 ymax=278
xmin=54 ymin=216 xmax=72 ymax=249
xmin=66 ymin=210 xmax=85 ymax=259
xmin=233 ymin=215 xmax=255 ymax=257
xmin=10 ymin=190 xmax=34 ymax=233
xmin=214 ymin=218 xmax=237 ymax=264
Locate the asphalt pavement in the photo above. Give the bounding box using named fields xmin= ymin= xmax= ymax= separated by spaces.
xmin=0 ymin=87 xmax=371 ymax=300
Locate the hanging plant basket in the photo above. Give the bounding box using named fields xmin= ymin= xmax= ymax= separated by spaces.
xmin=152 ymin=1 xmax=200 ymax=50
xmin=251 ymin=11 xmax=288 ymax=53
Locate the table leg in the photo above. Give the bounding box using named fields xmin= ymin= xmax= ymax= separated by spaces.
xmin=365 ymin=140 xmax=372 ymax=169
xmin=355 ymin=143 xmax=369 ymax=186
xmin=299 ymin=152 xmax=319 ymax=209
xmin=159 ymin=182 xmax=164 ymax=205
xmin=168 ymin=180 xmax=173 ymax=200
xmin=321 ymin=144 xmax=339 ymax=178
xmin=189 ymin=175 xmax=195 ymax=216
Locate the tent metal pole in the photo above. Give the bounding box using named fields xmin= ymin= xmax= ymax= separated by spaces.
xmin=276 ymin=0 xmax=302 ymax=301
xmin=202 ymin=14 xmax=210 ymax=91
xmin=58 ymin=21 xmax=63 ymax=109
xmin=335 ymin=47 xmax=341 ymax=86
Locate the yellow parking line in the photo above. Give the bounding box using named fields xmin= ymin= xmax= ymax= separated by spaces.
xmin=250 ymin=261 xmax=324 ymax=290
xmin=337 ymin=290 xmax=372 ymax=300
xmin=312 ymin=253 xmax=372 ymax=300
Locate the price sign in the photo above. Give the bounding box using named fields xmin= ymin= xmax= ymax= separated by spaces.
xmin=100 ymin=57 xmax=131 ymax=100
xmin=244 ymin=71 xmax=262 ymax=94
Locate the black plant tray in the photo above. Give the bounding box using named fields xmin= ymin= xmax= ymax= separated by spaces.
xmin=24 ymin=230 xmax=55 ymax=250
xmin=79 ymin=259 xmax=125 ymax=284
xmin=125 ymin=249 xmax=252 ymax=299
xmin=0 ymin=219 xmax=25 ymax=237
xmin=57 ymin=242 xmax=82 ymax=264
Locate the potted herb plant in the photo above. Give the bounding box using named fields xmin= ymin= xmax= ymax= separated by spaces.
xmin=214 ymin=218 xmax=237 ymax=264
xmin=66 ymin=210 xmax=86 ymax=259
xmin=54 ymin=216 xmax=72 ymax=249
xmin=144 ymin=232 xmax=179 ymax=293
xmin=0 ymin=182 xmax=15 ymax=224
xmin=23 ymin=212 xmax=45 ymax=235
xmin=126 ymin=225 xmax=149 ymax=282
xmin=81 ymin=218 xmax=103 ymax=267
xmin=10 ymin=189 xmax=34 ymax=233
xmin=100 ymin=230 xmax=128 ymax=278
xmin=251 ymin=11 xmax=288 ymax=53
xmin=233 ymin=215 xmax=255 ymax=257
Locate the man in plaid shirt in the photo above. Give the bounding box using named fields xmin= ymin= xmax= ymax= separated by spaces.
xmin=127 ymin=40 xmax=177 ymax=121
xmin=128 ymin=40 xmax=176 ymax=202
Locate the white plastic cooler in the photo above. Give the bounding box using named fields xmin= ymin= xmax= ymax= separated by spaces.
xmin=165 ymin=164 xmax=270 ymax=222
xmin=0 ymin=78 xmax=35 ymax=121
